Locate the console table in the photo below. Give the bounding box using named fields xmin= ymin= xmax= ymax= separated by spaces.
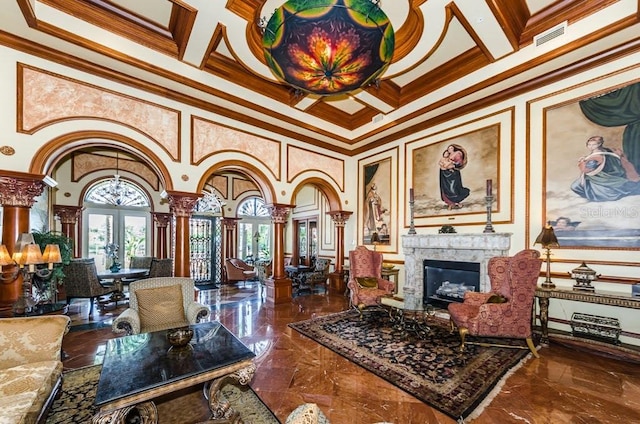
xmin=535 ymin=287 xmax=640 ymax=345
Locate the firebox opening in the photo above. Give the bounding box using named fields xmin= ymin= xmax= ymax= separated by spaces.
xmin=423 ymin=259 xmax=480 ymax=306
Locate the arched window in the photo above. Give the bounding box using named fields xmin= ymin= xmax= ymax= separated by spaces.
xmin=83 ymin=178 xmax=151 ymax=271
xmin=194 ymin=191 xmax=225 ymax=214
xmin=237 ymin=197 xmax=271 ymax=260
xmin=85 ymin=177 xmax=150 ymax=207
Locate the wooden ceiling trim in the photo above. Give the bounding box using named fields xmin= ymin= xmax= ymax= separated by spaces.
xmin=519 ymin=0 xmax=619 ymax=46
xmin=170 ymin=2 xmax=198 ymax=61
xmin=389 ymin=2 xmax=424 ymax=63
xmin=449 ymin=2 xmax=497 ymax=63
xmin=226 ymin=0 xmax=263 ymax=22
xmin=399 ymin=47 xmax=489 ymax=105
xmin=350 ymin=36 xmax=640 ymax=156
xmin=16 ymin=0 xmax=37 ymax=28
xmin=486 ymin=0 xmax=529 ymax=51
xmin=40 ymin=0 xmax=179 ymax=56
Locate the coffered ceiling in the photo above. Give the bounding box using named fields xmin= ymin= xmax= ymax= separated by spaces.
xmin=2 ymin=0 xmax=639 ymax=155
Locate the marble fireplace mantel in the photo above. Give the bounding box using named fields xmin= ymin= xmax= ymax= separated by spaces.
xmin=401 ymin=233 xmax=512 ymax=309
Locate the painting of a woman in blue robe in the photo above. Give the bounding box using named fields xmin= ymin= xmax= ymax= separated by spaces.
xmin=439 ymin=144 xmax=470 ymax=209
xmin=570 ymin=135 xmax=640 ymax=201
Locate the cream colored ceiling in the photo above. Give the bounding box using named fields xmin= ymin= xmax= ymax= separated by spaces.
xmin=2 ymin=0 xmax=639 ymax=155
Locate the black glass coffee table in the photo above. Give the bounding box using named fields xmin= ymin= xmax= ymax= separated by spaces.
xmin=93 ymin=321 xmax=256 ymax=423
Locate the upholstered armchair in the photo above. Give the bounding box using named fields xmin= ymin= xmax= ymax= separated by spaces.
xmin=112 ymin=277 xmax=210 ymax=335
xmin=148 ymin=258 xmax=173 ymax=278
xmin=224 ymin=258 xmax=257 ymax=285
xmin=347 ymin=246 xmax=395 ymax=316
xmin=62 ymin=258 xmax=115 ymax=316
xmin=129 ymin=255 xmax=153 ymax=270
xmin=0 ymin=315 xmax=70 ymax=424
xmin=448 ymin=249 xmax=543 ymax=357
xmin=300 ymin=258 xmax=331 ymax=293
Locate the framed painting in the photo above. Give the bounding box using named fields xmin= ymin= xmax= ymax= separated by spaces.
xmin=358 ymin=148 xmax=398 ymax=253
xmin=406 ymin=109 xmax=513 ymax=228
xmin=541 ymin=80 xmax=640 ymax=249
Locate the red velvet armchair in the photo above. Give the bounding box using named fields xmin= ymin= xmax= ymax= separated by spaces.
xmin=347 ymin=246 xmax=395 ymax=317
xmin=448 ymin=249 xmax=542 ymax=357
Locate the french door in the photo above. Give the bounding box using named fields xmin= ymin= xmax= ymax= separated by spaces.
xmin=237 ymin=221 xmax=271 ymax=263
xmin=83 ymin=206 xmax=150 ymax=272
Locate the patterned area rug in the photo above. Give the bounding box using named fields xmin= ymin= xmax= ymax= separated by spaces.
xmin=45 ymin=365 xmax=280 ymax=424
xmin=289 ymin=309 xmax=532 ymax=421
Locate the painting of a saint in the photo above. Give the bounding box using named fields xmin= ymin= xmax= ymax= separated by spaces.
xmin=363 ymin=159 xmax=391 ymax=245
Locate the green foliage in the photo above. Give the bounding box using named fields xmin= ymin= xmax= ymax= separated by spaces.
xmin=31 ymin=230 xmax=74 ymax=287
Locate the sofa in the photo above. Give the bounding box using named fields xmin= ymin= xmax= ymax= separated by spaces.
xmin=0 ymin=315 xmax=70 ymax=424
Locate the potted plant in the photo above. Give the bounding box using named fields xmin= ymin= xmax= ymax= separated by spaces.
xmin=31 ymin=230 xmax=74 ymax=304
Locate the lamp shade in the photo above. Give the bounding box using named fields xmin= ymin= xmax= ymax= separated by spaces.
xmin=42 ymin=244 xmax=62 ymax=264
xmin=0 ymin=244 xmax=14 ymax=267
xmin=13 ymin=233 xmax=36 ymax=265
xmin=262 ymin=0 xmax=395 ymax=95
xmin=534 ymin=223 xmax=559 ymax=248
xmin=21 ymin=244 xmax=44 ymax=266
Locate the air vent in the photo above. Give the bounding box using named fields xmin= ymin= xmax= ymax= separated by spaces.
xmin=372 ymin=113 xmax=384 ymax=123
xmin=534 ymin=22 xmax=567 ymax=47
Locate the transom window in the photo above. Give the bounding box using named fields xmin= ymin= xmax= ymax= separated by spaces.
xmin=85 ymin=177 xmax=150 ymax=207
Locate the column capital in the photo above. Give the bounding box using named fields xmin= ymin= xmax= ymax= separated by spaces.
xmin=266 ymin=203 xmax=293 ymax=224
xmin=222 ymin=217 xmax=242 ymax=230
xmin=0 ymin=172 xmax=46 ymax=207
xmin=166 ymin=191 xmax=201 ymax=218
xmin=152 ymin=212 xmax=172 ymax=228
xmin=53 ymin=205 xmax=82 ymax=224
xmin=327 ymin=210 xmax=353 ymax=227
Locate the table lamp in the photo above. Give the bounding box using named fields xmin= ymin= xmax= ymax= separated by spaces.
xmin=534 ymin=222 xmax=559 ymax=288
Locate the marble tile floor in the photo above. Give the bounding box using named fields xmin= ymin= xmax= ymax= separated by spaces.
xmin=62 ymin=284 xmax=640 ymax=424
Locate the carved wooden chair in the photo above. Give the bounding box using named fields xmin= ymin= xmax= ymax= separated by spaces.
xmin=448 ymin=249 xmax=543 ymax=357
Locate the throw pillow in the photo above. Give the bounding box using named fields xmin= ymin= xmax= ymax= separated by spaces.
xmin=136 ymin=284 xmax=185 ymax=329
xmin=486 ymin=294 xmax=507 ymax=303
xmin=356 ymin=277 xmax=378 ymax=288
xmin=286 ymin=403 xmax=329 ymax=424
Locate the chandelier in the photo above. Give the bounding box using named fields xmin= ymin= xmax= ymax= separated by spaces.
xmin=261 ymin=0 xmax=395 ymax=96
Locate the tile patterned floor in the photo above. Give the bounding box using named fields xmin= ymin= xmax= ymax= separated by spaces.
xmin=62 ymin=283 xmax=640 ymax=423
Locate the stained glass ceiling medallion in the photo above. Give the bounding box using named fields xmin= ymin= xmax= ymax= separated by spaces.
xmin=261 ymin=0 xmax=395 ymax=96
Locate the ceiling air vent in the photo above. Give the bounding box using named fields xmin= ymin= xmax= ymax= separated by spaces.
xmin=534 ymin=22 xmax=567 ymax=47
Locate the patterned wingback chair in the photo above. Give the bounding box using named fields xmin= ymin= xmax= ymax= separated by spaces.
xmin=448 ymin=249 xmax=542 ymax=357
xmin=112 ymin=277 xmax=210 ymax=335
xmin=62 ymin=258 xmax=115 ymax=316
xmin=346 ymin=246 xmax=395 ymax=316
xmin=129 ymin=256 xmax=153 ymax=270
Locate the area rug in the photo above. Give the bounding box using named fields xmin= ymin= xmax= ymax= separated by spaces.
xmin=289 ymin=309 xmax=532 ymax=421
xmin=45 ymin=365 xmax=280 ymax=424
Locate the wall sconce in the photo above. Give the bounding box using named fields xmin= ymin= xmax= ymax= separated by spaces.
xmin=534 ymin=222 xmax=560 ymax=289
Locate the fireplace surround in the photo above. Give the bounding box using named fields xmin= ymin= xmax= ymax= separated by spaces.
xmin=402 ymin=233 xmax=512 ymax=309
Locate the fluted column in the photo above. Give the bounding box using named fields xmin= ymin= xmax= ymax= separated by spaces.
xmin=53 ymin=205 xmax=82 ymax=258
xmin=265 ymin=204 xmax=292 ymax=304
xmin=167 ymin=191 xmax=200 ymax=277
xmin=152 ymin=212 xmax=172 ymax=259
xmin=327 ymin=211 xmax=352 ymax=294
xmin=0 ymin=172 xmax=46 ymax=311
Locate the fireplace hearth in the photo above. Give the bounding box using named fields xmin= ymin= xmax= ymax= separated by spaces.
xmin=402 ymin=233 xmax=512 ymax=309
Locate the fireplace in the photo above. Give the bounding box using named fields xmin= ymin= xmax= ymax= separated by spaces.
xmin=423 ymin=259 xmax=480 ymax=306
xmin=401 ymin=233 xmax=512 ymax=309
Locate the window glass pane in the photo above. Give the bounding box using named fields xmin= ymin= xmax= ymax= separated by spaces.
xmin=124 ymin=215 xmax=147 ymax=259
xmin=87 ymin=213 xmax=114 ymax=272
xmin=257 ymin=224 xmax=271 ymax=259
xmin=86 ymin=178 xmax=150 ymax=207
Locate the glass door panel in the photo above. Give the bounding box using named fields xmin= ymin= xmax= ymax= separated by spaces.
xmin=124 ymin=215 xmax=147 ymax=259
xmin=87 ymin=213 xmax=114 ymax=272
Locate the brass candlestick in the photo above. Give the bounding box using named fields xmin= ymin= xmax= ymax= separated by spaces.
xmin=408 ymin=199 xmax=416 ymax=235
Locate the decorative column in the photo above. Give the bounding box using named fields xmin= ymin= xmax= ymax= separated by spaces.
xmin=152 ymin=212 xmax=172 ymax=259
xmin=53 ymin=205 xmax=82 ymax=258
xmin=167 ymin=191 xmax=201 ymax=278
xmin=221 ymin=218 xmax=241 ymax=284
xmin=265 ymin=204 xmax=292 ymax=304
xmin=0 ymin=172 xmax=46 ymax=312
xmin=327 ymin=210 xmax=352 ymax=294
